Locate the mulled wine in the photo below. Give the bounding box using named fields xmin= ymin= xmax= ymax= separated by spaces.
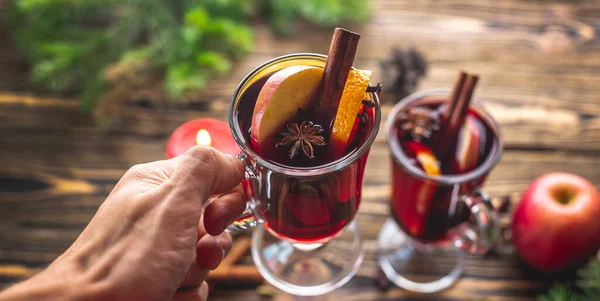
xmin=235 ymin=70 xmax=376 ymax=243
xmin=379 ymin=74 xmax=502 ymax=293
xmin=389 ymin=97 xmax=500 ymax=243
xmin=228 ymin=29 xmax=381 ymax=296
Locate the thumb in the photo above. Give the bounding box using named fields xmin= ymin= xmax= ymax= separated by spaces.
xmin=158 ymin=146 xmax=245 ymax=235
xmin=167 ymin=146 xmax=245 ymax=206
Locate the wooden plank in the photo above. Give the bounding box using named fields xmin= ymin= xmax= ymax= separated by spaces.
xmin=2 ymin=134 xmax=600 ymax=203
xmin=0 ymin=93 xmax=599 ymax=152
xmin=251 ymin=1 xmax=600 ymax=61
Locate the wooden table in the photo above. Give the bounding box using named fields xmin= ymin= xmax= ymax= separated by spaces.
xmin=1 ymin=0 xmax=599 ymax=300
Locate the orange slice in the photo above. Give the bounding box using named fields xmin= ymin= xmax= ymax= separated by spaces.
xmin=416 ymin=151 xmax=442 ymax=176
xmin=405 ymin=141 xmax=441 ymax=176
xmin=329 ymin=69 xmax=372 ymax=159
xmin=404 ymin=141 xmax=441 ymax=227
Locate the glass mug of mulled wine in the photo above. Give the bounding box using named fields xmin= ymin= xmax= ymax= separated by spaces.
xmin=377 ymin=88 xmax=503 ymax=293
xmin=226 ymin=53 xmax=380 ymax=296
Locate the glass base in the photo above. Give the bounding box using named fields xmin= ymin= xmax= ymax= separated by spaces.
xmin=377 ymin=219 xmax=465 ymax=293
xmin=251 ymin=220 xmax=364 ymax=296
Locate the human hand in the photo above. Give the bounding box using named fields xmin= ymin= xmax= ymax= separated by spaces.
xmin=0 ymin=146 xmax=246 ymax=301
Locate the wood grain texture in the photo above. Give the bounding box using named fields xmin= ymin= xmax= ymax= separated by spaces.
xmin=1 ymin=0 xmax=600 ymax=300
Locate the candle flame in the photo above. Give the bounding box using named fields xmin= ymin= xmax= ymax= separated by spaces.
xmin=196 ymin=129 xmax=212 ymax=146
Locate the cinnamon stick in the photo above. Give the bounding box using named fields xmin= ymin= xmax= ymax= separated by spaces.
xmin=207 ymin=237 xmax=262 ymax=284
xmin=451 ymin=74 xmax=478 ymax=131
xmin=315 ymin=28 xmax=360 ymax=133
xmin=443 ymin=71 xmax=467 ymax=122
xmin=436 ymin=71 xmax=479 ymax=163
xmin=207 ymin=265 xmax=263 ymax=284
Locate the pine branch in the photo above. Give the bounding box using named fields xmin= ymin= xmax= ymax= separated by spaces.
xmin=577 ymin=261 xmax=600 ymax=299
xmin=539 ymin=261 xmax=600 ymax=301
xmin=4 ymin=0 xmax=371 ymax=112
xmin=539 ymin=285 xmax=585 ymax=301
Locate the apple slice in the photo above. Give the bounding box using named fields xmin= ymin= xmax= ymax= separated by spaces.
xmin=453 ymin=115 xmax=483 ymax=174
xmin=328 ymin=69 xmax=372 ymax=160
xmin=251 ymin=66 xmax=324 ymax=154
xmin=286 ymin=194 xmax=332 ymax=226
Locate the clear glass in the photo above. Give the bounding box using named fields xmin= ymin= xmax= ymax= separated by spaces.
xmin=229 ymin=53 xmax=381 ymax=296
xmin=377 ymin=89 xmax=502 ymax=293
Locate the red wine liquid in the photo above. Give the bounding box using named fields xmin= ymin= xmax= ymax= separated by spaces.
xmin=390 ymin=100 xmax=497 ymax=243
xmin=235 ymin=72 xmax=375 ymax=243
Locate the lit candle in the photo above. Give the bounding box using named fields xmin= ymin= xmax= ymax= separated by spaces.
xmin=196 ymin=129 xmax=212 ymax=146
xmin=166 ymin=118 xmax=240 ymax=158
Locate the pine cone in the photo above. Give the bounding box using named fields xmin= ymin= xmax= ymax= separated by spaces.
xmin=379 ymin=47 xmax=428 ymax=102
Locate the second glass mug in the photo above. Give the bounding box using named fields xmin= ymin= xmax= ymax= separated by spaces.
xmin=377 ymin=89 xmax=503 ymax=293
xmin=225 ymin=53 xmax=381 ymax=296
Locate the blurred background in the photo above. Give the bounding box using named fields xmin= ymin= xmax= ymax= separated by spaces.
xmin=0 ymin=0 xmax=599 ymax=300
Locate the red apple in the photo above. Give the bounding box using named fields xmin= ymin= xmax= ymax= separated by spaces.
xmin=250 ymin=66 xmax=323 ymax=154
xmin=512 ymin=172 xmax=600 ymax=272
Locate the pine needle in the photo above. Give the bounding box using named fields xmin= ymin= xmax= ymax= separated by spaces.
xmin=539 ymin=261 xmax=600 ymax=301
xmin=539 ymin=285 xmax=585 ymax=301
xmin=5 ymin=0 xmax=372 ymax=112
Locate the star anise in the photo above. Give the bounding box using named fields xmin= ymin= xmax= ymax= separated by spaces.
xmin=395 ymin=107 xmax=440 ymax=141
xmin=276 ymin=121 xmax=327 ymax=159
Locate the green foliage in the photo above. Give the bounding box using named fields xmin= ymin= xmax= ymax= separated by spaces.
xmin=261 ymin=0 xmax=369 ymax=35
xmin=539 ymin=285 xmax=586 ymax=301
xmin=538 ymin=261 xmax=600 ymax=301
xmin=5 ymin=0 xmax=371 ymax=111
xmin=299 ymin=0 xmax=370 ymax=27
xmin=577 ymin=261 xmax=600 ymax=299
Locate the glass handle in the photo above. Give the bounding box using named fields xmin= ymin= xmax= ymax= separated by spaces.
xmin=237 ymin=152 xmax=258 ymax=179
xmin=226 ymin=153 xmax=259 ymax=232
xmin=453 ymin=190 xmax=500 ymax=256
